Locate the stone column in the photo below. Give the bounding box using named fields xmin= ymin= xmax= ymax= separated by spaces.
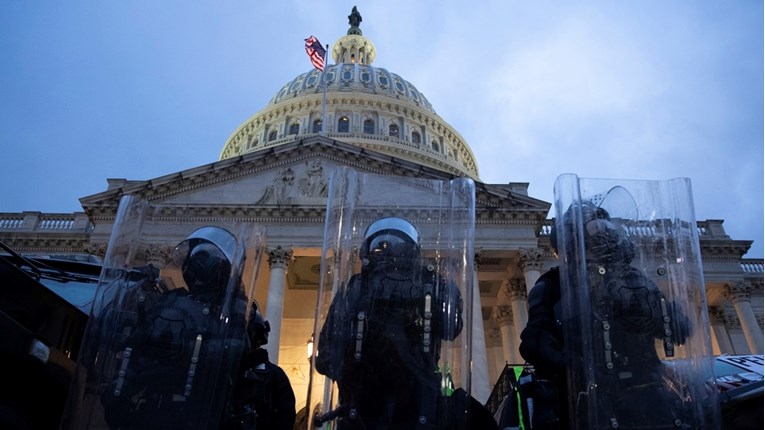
xmin=725 ymin=315 xmax=744 ymax=352
xmin=486 ymin=328 xmax=505 ymax=384
xmin=504 ymin=279 xmax=528 ymax=355
xmin=492 ymin=306 xmax=517 ymax=364
xmin=708 ymin=306 xmax=733 ymax=355
xmin=265 ymin=246 xmax=293 ymax=362
xmin=725 ymin=280 xmax=763 ymax=354
xmin=471 ymin=252 xmax=491 ymax=404
xmin=518 ymin=248 xmax=544 ymax=294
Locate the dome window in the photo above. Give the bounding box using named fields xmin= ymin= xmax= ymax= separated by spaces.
xmin=378 ymin=75 xmax=389 ymax=87
xmin=289 ymin=123 xmax=299 ymax=135
xmin=364 ymin=119 xmax=375 ymax=134
xmin=431 ymin=140 xmax=440 ymax=152
xmin=290 ymin=78 xmax=302 ymax=92
xmin=389 ymin=124 xmax=399 ymax=138
xmin=395 ymin=81 xmax=405 ymax=94
xmin=338 ymin=116 xmax=350 ymax=133
xmin=268 ymin=130 xmax=277 ymax=142
xmin=412 ymin=131 xmax=421 ymax=144
xmin=313 ymin=119 xmax=322 ymax=133
xmin=409 ymin=85 xmax=420 ymax=102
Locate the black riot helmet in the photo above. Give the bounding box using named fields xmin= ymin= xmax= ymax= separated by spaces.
xmin=550 ymin=202 xmax=608 ymax=254
xmin=246 ymin=301 xmax=270 ymax=349
xmin=163 ymin=226 xmax=242 ymax=301
xmin=555 ymin=201 xmax=635 ymax=264
xmin=359 ymin=217 xmax=421 ymax=269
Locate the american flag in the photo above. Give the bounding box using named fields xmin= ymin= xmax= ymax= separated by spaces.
xmin=304 ymin=35 xmax=326 ymax=71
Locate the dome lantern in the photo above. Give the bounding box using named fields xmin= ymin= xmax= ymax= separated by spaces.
xmin=332 ymin=6 xmax=375 ymax=65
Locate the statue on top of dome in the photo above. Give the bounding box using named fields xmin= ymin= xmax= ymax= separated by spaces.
xmin=348 ymin=6 xmax=362 ymax=35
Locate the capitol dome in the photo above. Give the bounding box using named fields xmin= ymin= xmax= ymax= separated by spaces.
xmin=219 ymin=9 xmax=479 ymax=180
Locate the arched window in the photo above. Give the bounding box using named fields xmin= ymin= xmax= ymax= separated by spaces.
xmin=431 ymin=140 xmax=440 ymax=152
xmin=363 ymin=119 xmax=375 ymax=134
xmin=268 ymin=130 xmax=277 ymax=142
xmin=313 ymin=119 xmax=322 ymax=133
xmin=389 ymin=124 xmax=399 ymax=138
xmin=338 ymin=116 xmax=350 ymax=133
xmin=289 ymin=123 xmax=299 ymax=135
xmin=412 ymin=131 xmax=421 ymax=144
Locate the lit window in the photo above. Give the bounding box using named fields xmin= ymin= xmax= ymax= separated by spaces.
xmin=338 ymin=116 xmax=350 ymax=133
xmin=364 ymin=119 xmax=375 ymax=134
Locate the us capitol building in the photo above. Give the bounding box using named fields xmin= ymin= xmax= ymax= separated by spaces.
xmin=1 ymin=9 xmax=762 ymax=409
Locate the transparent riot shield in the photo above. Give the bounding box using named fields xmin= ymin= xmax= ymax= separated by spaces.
xmin=307 ymin=167 xmax=476 ymax=430
xmin=61 ymin=195 xmax=266 ymax=430
xmin=553 ymin=173 xmax=720 ymax=429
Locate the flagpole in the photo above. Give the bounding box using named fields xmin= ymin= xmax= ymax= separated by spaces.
xmin=320 ymin=44 xmax=329 ymax=136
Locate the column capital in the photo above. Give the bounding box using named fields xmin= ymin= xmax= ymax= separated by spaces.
xmin=492 ymin=305 xmax=513 ymax=324
xmin=707 ymin=306 xmax=727 ymax=325
xmin=144 ymin=244 xmax=172 ymax=268
xmin=268 ymin=246 xmax=294 ymax=270
xmin=518 ymin=248 xmax=544 ymax=272
xmin=503 ymin=279 xmax=527 ymax=301
xmin=85 ymin=242 xmax=108 ymax=259
xmin=487 ymin=328 xmax=503 ymax=347
xmin=725 ymin=280 xmax=753 ymax=304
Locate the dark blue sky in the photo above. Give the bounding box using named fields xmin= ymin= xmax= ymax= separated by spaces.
xmin=1 ymin=1 xmax=762 ymax=257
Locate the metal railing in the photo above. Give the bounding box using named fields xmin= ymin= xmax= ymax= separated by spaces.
xmin=486 ymin=363 xmax=531 ymax=414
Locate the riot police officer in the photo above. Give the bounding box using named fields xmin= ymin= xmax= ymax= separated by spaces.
xmin=101 ymin=226 xmax=249 ymax=430
xmin=227 ymin=301 xmax=296 ymax=430
xmin=314 ymin=217 xmax=464 ymax=430
xmin=520 ymin=202 xmax=691 ymax=429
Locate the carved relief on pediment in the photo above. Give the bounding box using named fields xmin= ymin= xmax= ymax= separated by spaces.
xmin=299 ymin=159 xmax=328 ymax=198
xmin=257 ymin=166 xmax=296 ymax=205
xmin=256 ymin=160 xmax=329 ymax=205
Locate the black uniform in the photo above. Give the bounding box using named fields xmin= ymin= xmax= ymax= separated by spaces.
xmin=314 ymin=217 xmax=472 ymax=430
xmin=227 ymin=348 xmax=296 ymax=430
xmin=520 ymin=202 xmax=692 ymax=429
xmin=518 ymin=267 xmax=568 ymax=430
xmin=101 ymin=229 xmax=249 ymax=430
xmin=316 ymin=263 xmax=463 ymax=430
